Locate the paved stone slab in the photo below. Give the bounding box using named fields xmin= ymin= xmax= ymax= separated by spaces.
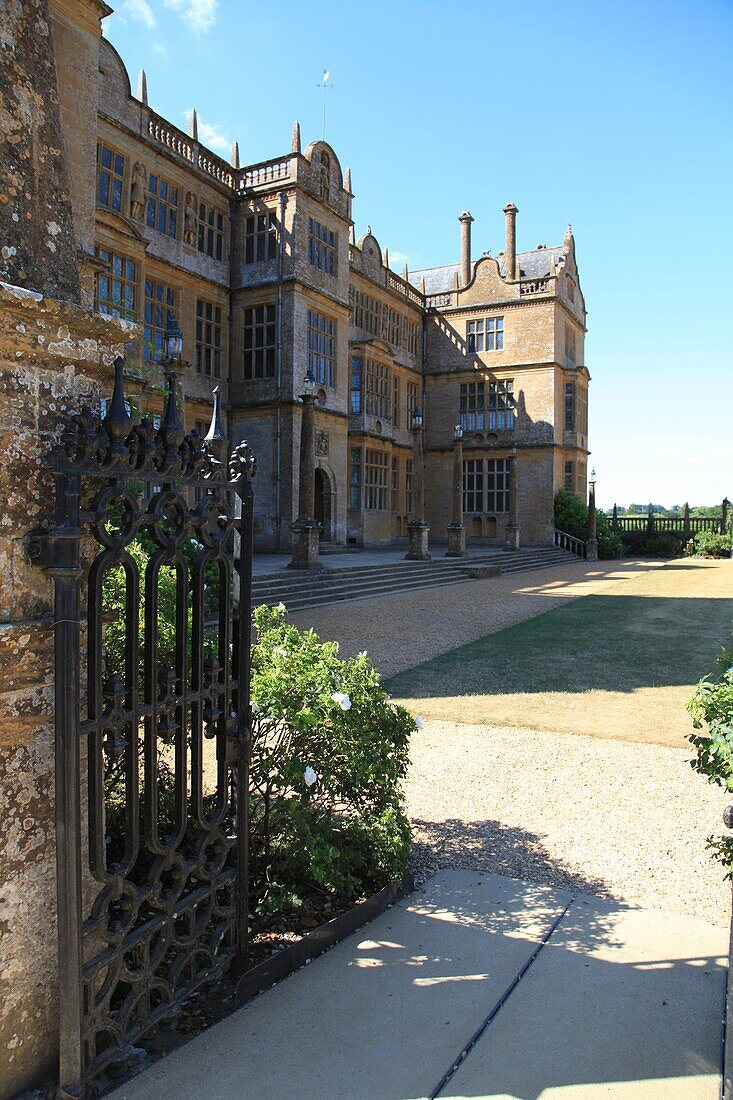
xmin=110 ymin=871 xmax=571 ymax=1100
xmin=444 ymin=893 xmax=727 ymax=1099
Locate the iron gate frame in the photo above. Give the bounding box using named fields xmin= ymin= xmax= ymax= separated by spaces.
xmin=32 ymin=358 xmax=256 ymax=1098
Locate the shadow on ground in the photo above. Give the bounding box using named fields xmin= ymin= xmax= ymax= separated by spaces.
xmin=387 ymin=593 xmax=733 ymax=701
xmin=410 ymin=815 xmax=616 ymax=905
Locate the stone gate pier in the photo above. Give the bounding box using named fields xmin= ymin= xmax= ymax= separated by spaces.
xmin=0 ymin=0 xmax=129 ymax=1094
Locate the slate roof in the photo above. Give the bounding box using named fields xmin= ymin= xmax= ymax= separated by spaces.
xmin=409 ymin=245 xmax=564 ymax=294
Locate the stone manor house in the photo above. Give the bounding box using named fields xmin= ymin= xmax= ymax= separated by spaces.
xmin=53 ymin=0 xmax=589 ymax=554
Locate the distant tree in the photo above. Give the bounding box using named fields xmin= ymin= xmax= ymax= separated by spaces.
xmin=690 ymin=505 xmax=722 ymax=517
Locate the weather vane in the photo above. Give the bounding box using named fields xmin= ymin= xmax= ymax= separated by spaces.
xmin=316 ymin=69 xmax=334 ymax=141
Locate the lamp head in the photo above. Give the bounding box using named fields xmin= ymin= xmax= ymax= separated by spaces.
xmin=164 ymin=312 xmax=183 ymax=362
xmin=303 ymin=367 xmax=317 ymax=396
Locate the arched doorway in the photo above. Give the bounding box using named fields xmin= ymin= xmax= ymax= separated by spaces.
xmin=314 ymin=467 xmax=332 ymax=541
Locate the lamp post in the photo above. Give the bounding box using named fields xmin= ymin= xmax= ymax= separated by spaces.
xmin=446 ymin=422 xmax=466 ymax=557
xmin=504 ymin=445 xmax=521 ymax=551
xmin=587 ymin=467 xmax=598 ymax=561
xmin=289 ymin=368 xmax=320 ymax=569
xmin=405 ymin=405 xmax=430 ymax=561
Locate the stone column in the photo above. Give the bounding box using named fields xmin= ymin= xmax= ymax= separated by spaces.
xmin=503 ymin=202 xmax=518 ymax=281
xmin=289 ymin=388 xmax=320 ymax=569
xmin=406 ymin=414 xmax=430 ymax=561
xmin=612 ymin=503 xmax=618 ymax=530
xmin=459 ymin=211 xmax=474 ymax=288
xmin=587 ymin=475 xmax=599 ymax=561
xmin=504 ymin=448 xmax=521 ymax=551
xmin=646 ymin=503 xmax=655 ymax=537
xmin=446 ymin=426 xmax=466 ymax=557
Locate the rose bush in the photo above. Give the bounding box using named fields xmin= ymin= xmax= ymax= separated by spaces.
xmin=249 ymin=604 xmax=414 ymax=932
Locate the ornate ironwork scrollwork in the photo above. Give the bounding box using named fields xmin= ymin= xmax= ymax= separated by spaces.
xmin=38 ymin=355 xmax=256 ymax=1095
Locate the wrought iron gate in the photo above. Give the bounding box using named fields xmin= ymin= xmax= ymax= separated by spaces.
xmin=33 ymin=359 xmax=256 ymax=1097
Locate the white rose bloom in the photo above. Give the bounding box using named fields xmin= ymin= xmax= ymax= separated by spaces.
xmin=414 ymin=716 xmax=424 ymax=729
xmin=304 ymin=765 xmax=317 ymax=787
xmin=331 ymin=691 xmax=351 ymax=711
xmin=250 ymin=700 xmax=260 ymax=714
xmin=273 ymin=646 xmax=287 ymax=658
xmin=276 ymin=601 xmax=286 ymax=612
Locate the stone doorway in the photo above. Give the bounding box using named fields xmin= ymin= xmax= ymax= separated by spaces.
xmin=314 ymin=466 xmax=333 ymax=541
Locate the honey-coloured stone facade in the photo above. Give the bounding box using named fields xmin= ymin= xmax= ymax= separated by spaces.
xmin=44 ymin=0 xmax=589 ymax=555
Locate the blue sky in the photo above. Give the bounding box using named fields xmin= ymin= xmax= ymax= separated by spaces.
xmin=104 ymin=0 xmax=733 ymax=509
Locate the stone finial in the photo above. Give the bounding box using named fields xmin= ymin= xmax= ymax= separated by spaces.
xmin=230 ymin=141 xmax=240 ymax=169
xmin=292 ymin=120 xmax=301 ymax=153
xmin=453 ymin=269 xmax=460 ymax=290
xmin=384 ymin=246 xmax=389 ymax=269
xmin=344 ymin=166 xmax=352 ymax=193
xmin=419 ymin=275 xmax=426 ymax=294
xmin=564 ymin=223 xmax=573 ymax=248
xmin=403 ymin=261 xmax=409 ymax=280
xmin=349 ymin=224 xmax=355 ymax=245
xmin=367 ymin=224 xmax=372 ymax=236
xmin=137 ymin=69 xmax=148 ymax=106
xmin=188 ymin=108 xmax=198 ymax=141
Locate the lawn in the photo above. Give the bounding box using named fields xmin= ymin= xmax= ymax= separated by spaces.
xmin=387 ymin=559 xmax=733 ymax=747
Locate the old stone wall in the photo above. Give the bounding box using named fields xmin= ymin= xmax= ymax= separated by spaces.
xmin=0 ymin=0 xmax=79 ymax=302
xmin=0 ymin=285 xmax=128 ymax=1099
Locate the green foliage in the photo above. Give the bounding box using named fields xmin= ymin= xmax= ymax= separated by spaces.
xmin=617 ymin=528 xmax=687 ymax=558
xmin=554 ymin=488 xmax=587 ymax=541
xmin=688 ymin=530 xmax=731 ymax=558
xmin=553 ymin=489 xmax=622 ymax=560
xmin=688 ymin=648 xmax=733 ymax=878
xmin=248 ymin=604 xmax=414 ymax=929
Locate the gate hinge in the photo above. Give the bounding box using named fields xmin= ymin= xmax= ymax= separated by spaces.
xmin=27 ymin=528 xmax=81 ymax=574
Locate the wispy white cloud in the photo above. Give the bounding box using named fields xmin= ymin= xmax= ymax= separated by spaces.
xmin=389 ymin=250 xmax=411 ymax=268
xmin=163 ymin=0 xmax=218 ymax=33
xmin=122 ymin=0 xmax=156 ymax=29
xmin=184 ymin=109 xmax=229 ymax=152
xmin=152 ymin=41 xmax=168 ymax=56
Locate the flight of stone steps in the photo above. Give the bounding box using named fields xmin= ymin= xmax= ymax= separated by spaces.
xmin=251 ymin=546 xmax=579 ymax=613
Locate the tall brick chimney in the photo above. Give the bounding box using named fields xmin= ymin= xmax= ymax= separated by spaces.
xmin=503 ymin=202 xmax=518 ymax=281
xmin=459 ymin=210 xmax=474 ymax=287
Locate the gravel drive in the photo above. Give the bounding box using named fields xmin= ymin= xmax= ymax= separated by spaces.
xmin=290 ymin=558 xmax=665 ymax=678
xmin=287 ymin=557 xmax=732 ymax=927
xmin=405 ymin=720 xmax=731 ymax=927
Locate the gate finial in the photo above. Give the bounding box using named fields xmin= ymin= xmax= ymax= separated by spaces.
xmin=105 ymin=357 xmax=132 ymax=451
xmin=204 ymin=385 xmax=228 ymax=463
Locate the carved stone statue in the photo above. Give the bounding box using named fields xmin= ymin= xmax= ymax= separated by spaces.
xmin=183 ymin=192 xmax=197 ymax=245
xmin=130 ymin=161 xmax=148 ymax=219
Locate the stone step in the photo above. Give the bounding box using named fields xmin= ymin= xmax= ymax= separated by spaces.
xmin=256 ymin=571 xmax=471 ymax=612
xmin=250 ymin=547 xmax=579 ymax=612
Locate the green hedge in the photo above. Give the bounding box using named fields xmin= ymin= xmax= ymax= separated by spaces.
xmin=554 ymin=488 xmax=622 ymax=560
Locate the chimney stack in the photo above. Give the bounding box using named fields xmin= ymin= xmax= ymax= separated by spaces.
xmin=503 ymin=202 xmax=518 ymax=281
xmin=459 ymin=210 xmax=474 ymax=287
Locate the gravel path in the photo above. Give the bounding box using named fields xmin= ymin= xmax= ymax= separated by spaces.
xmin=289 ymin=557 xmax=732 ymax=927
xmin=290 ymin=558 xmax=665 ymax=678
xmin=405 ymin=720 xmax=731 ymax=927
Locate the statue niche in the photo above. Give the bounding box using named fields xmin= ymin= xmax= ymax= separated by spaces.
xmin=183 ymin=192 xmax=197 ymax=245
xmin=130 ymin=161 xmax=148 ymax=220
